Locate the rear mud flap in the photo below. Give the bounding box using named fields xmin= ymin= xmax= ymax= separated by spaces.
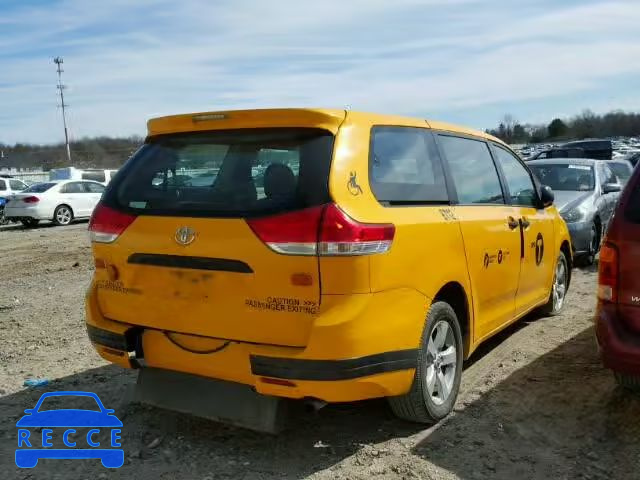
xmin=134 ymin=368 xmax=289 ymax=434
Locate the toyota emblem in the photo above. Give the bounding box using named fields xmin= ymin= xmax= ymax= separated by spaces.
xmin=175 ymin=226 xmax=196 ymax=246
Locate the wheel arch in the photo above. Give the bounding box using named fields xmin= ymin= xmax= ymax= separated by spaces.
xmin=433 ymin=281 xmax=471 ymax=359
xmin=53 ymin=203 xmax=74 ymax=225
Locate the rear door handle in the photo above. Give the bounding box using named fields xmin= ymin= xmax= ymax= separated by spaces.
xmin=520 ymin=217 xmax=531 ymax=229
xmin=508 ymin=217 xmax=519 ymax=230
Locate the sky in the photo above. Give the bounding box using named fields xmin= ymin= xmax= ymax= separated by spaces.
xmin=1 ymin=0 xmax=639 ymax=144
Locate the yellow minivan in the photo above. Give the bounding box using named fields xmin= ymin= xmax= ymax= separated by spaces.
xmin=86 ymin=109 xmax=571 ymax=429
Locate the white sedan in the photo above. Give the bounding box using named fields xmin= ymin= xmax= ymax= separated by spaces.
xmin=5 ymin=180 xmax=105 ymax=227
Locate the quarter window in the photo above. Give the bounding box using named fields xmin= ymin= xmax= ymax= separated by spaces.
xmin=493 ymin=146 xmax=538 ymax=207
xmin=61 ymin=182 xmax=84 ymax=194
xmin=438 ymin=135 xmax=504 ymax=205
xmin=369 ymin=126 xmax=448 ymax=204
xmin=0 ymin=179 xmax=6 ymax=191
xmin=9 ymin=179 xmax=26 ymax=190
xmin=84 ymin=182 xmax=106 ymax=194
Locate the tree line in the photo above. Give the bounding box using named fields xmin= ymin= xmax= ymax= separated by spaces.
xmin=2 ymin=109 xmax=640 ymax=170
xmin=0 ymin=136 xmax=143 ymax=170
xmin=486 ymin=110 xmax=640 ymax=144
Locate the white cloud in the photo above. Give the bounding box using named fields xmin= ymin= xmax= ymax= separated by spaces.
xmin=1 ymin=0 xmax=639 ymax=143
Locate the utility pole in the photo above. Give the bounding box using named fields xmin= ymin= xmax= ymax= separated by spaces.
xmin=54 ymin=57 xmax=71 ymax=164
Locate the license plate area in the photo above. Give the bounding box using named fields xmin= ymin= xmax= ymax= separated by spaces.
xmin=167 ymin=270 xmax=215 ymax=301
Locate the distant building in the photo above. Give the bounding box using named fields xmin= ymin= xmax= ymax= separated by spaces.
xmin=0 ymin=166 xmax=45 ymax=173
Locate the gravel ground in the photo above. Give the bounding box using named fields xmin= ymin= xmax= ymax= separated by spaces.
xmin=1 ymin=222 xmax=639 ymax=480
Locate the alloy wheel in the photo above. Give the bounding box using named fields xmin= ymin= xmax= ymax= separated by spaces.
xmin=425 ymin=320 xmax=457 ymax=406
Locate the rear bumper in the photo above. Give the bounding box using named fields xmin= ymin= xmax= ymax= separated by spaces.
xmin=5 ymin=205 xmax=52 ymax=220
xmin=595 ymin=302 xmax=640 ymax=374
xmin=85 ymin=284 xmax=424 ymax=402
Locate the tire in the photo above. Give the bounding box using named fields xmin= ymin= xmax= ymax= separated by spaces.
xmin=0 ymin=207 xmax=8 ymax=225
xmin=614 ymin=372 xmax=640 ymax=391
xmin=53 ymin=205 xmax=73 ymax=226
xmin=578 ymin=223 xmax=599 ymax=267
xmin=388 ymin=301 xmax=463 ymax=423
xmin=539 ymin=250 xmax=570 ymax=316
xmin=21 ymin=219 xmax=40 ymax=228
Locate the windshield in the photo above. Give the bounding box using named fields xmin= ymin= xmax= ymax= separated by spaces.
xmin=529 ymin=164 xmax=595 ymax=191
xmin=107 ymin=128 xmax=333 ymax=218
xmin=37 ymin=395 xmax=101 ymax=412
xmin=22 ymin=182 xmax=56 ymax=193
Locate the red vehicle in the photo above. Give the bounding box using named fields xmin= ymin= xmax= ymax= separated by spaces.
xmin=596 ymin=163 xmax=640 ymax=389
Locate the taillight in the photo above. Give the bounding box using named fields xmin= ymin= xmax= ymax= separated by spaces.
xmin=23 ymin=196 xmax=40 ymax=203
xmin=89 ymin=204 xmax=137 ymax=243
xmin=598 ymin=242 xmax=619 ymax=302
xmin=247 ymin=206 xmax=323 ymax=255
xmin=247 ymin=203 xmax=395 ymax=256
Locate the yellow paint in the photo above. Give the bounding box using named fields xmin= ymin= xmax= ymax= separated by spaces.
xmin=86 ymin=108 xmax=571 ymax=403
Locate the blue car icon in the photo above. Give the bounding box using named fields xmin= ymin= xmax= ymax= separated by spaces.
xmin=16 ymin=391 xmax=123 ymax=468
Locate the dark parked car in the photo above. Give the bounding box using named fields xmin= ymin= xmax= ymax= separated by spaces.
xmin=528 ymin=158 xmax=622 ymax=265
xmin=560 ymin=139 xmax=612 ymax=160
xmin=528 ymin=139 xmax=613 ymax=162
xmin=527 ymin=147 xmax=585 ymax=161
xmin=596 ymin=162 xmax=640 ymax=389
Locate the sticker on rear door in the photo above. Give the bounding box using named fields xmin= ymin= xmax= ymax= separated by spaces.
xmin=96 ymin=280 xmax=142 ymax=295
xmin=245 ymin=297 xmax=318 ymax=315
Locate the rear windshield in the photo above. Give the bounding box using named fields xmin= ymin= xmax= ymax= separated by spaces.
xmin=529 ymin=164 xmax=594 ymax=191
xmin=23 ymin=182 xmax=56 ymax=193
xmin=105 ymin=128 xmax=333 ymax=218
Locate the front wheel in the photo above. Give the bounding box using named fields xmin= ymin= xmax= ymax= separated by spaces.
xmin=579 ymin=223 xmax=599 ymax=267
xmin=539 ymin=251 xmax=569 ymax=316
xmin=388 ymin=301 xmax=463 ymax=423
xmin=53 ymin=205 xmax=73 ymax=226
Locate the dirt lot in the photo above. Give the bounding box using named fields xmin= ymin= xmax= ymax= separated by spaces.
xmin=1 ymin=222 xmax=639 ymax=480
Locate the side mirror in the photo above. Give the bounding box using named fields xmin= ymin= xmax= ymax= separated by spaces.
xmin=603 ymin=183 xmax=622 ymax=194
xmin=540 ymin=185 xmax=554 ymax=208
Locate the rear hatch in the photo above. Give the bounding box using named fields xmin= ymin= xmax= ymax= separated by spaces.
xmin=91 ymin=124 xmax=337 ymax=347
xmin=618 ymin=180 xmax=640 ymax=331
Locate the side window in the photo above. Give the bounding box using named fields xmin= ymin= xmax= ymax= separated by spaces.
xmin=0 ymin=179 xmax=6 ymax=191
xmin=83 ymin=182 xmax=105 ymax=194
xmin=600 ymin=164 xmax=617 ymax=186
xmin=493 ymin=145 xmax=538 ymax=207
xmin=438 ymin=135 xmax=504 ymax=204
xmin=369 ymin=126 xmax=448 ymax=204
xmin=61 ymin=182 xmax=84 ymax=194
xmin=9 ymin=179 xmax=26 ymax=190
